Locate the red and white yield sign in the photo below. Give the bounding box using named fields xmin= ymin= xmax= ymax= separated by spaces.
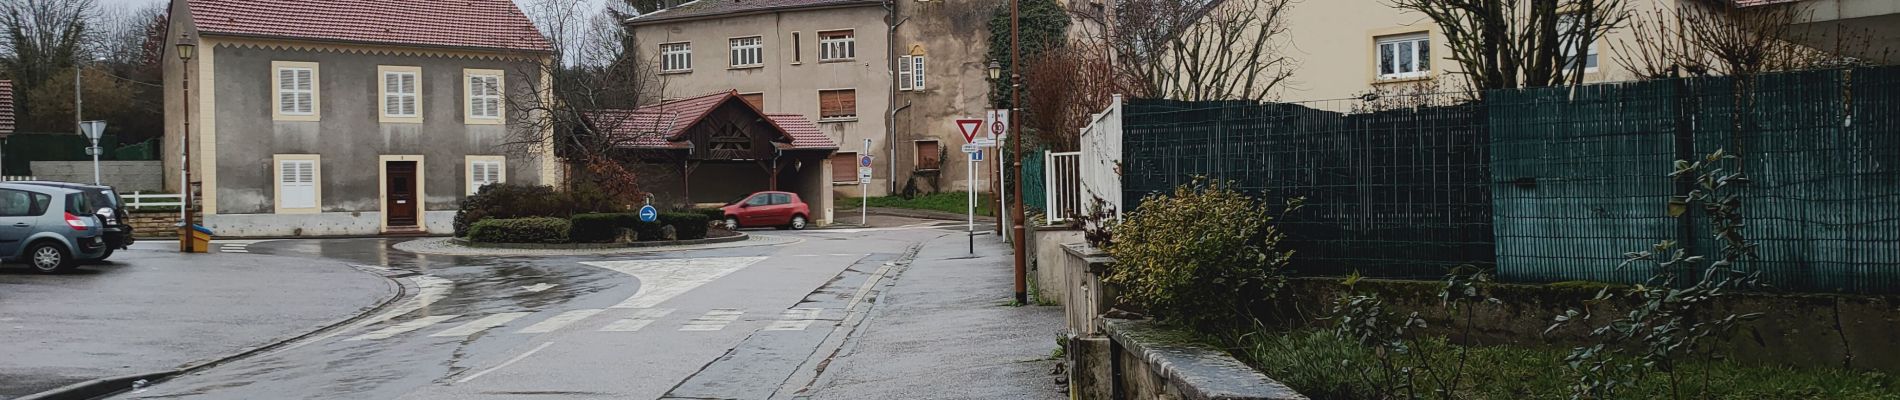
xmin=956 ymin=119 xmax=984 ymax=143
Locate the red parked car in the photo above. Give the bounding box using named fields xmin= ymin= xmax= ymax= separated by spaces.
xmin=720 ymin=191 xmax=811 ymax=230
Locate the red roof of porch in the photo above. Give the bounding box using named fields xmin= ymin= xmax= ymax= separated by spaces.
xmin=588 ymin=91 xmax=838 ymax=151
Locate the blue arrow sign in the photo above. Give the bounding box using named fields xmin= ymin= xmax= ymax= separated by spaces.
xmin=639 ymin=205 xmax=659 ymax=222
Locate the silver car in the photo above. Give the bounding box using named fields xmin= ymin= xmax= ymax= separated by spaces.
xmin=0 ymin=183 xmax=108 ymax=273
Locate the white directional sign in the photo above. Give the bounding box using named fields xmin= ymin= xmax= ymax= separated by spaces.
xmin=974 ymin=138 xmax=996 ymax=147
xmin=961 ymin=143 xmax=981 ymax=153
xmin=858 ymin=167 xmax=873 ymax=184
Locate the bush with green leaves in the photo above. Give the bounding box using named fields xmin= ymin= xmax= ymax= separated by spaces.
xmin=454 ymin=183 xmax=618 ymax=237
xmin=661 ymin=212 xmax=710 ymax=240
xmin=467 ymin=217 xmax=571 ymax=244
xmin=569 ymin=213 xmax=638 ymax=243
xmin=1105 ymin=179 xmax=1297 ymax=330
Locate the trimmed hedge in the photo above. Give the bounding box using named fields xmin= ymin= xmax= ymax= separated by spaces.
xmin=468 ymin=217 xmax=571 ymax=244
xmin=454 ymin=183 xmax=617 ymax=237
xmin=691 ymin=207 xmax=726 ymax=221
xmin=661 ymin=212 xmax=710 ymax=240
xmin=570 ymin=213 xmax=635 ymax=243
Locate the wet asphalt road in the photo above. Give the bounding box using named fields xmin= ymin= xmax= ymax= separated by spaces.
xmin=112 ymin=219 xmax=983 ymax=399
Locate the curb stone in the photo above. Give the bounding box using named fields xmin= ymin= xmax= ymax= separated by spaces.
xmin=18 ymin=263 xmax=408 ymax=400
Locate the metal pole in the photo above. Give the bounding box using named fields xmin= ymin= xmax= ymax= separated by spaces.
xmin=862 ymin=139 xmax=870 ymax=226
xmin=91 ymin=141 xmax=100 ymax=185
xmin=968 ymin=154 xmax=975 ymax=254
xmin=1009 ymin=0 xmax=1028 ymax=304
xmin=180 ymin=57 xmax=193 ymax=253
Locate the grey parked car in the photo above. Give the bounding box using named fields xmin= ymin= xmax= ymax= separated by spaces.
xmin=0 ymin=183 xmax=108 ymax=273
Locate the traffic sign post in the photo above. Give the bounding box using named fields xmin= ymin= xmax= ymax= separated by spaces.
xmin=955 ymin=118 xmax=988 ymax=253
xmin=81 ymin=120 xmax=106 ymax=185
xmin=860 ymin=139 xmax=872 ymax=226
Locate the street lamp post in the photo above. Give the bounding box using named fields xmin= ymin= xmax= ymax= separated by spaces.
xmin=1006 ymin=0 xmax=1030 ymax=305
xmin=177 ymin=35 xmax=196 ymax=253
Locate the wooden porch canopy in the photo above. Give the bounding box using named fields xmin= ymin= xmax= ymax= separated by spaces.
xmin=585 ymin=90 xmax=838 ymax=193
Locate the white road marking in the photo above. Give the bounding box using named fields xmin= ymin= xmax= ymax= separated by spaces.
xmin=764 ymin=308 xmax=824 ymax=331
xmin=455 ymin=341 xmax=555 ymax=384
xmin=680 ymin=309 xmax=744 ymax=331
xmin=599 ymin=308 xmax=675 ymax=332
xmin=579 ymin=257 xmax=767 ymax=309
xmin=521 ymin=283 xmax=558 ymax=293
xmin=347 ymin=315 xmax=461 ymax=341
xmin=515 ymin=309 xmax=603 ymax=334
xmin=430 ymin=312 xmax=531 ymax=337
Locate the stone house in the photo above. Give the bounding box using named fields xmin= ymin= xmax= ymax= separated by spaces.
xmin=623 ymin=0 xmax=1007 ymax=212
xmin=161 ymin=0 xmax=561 ymax=236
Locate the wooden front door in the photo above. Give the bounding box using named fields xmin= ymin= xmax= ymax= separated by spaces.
xmin=386 ymin=161 xmax=418 ymax=227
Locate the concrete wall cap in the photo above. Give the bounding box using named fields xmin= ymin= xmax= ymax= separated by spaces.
xmin=1104 ymin=318 xmax=1308 ymax=400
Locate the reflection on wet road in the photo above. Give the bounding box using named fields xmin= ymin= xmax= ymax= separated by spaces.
xmin=116 ymin=223 xmax=958 ymax=400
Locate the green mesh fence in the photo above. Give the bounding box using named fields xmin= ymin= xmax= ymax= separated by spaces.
xmin=1021 ymin=149 xmax=1047 ymax=214
xmin=1489 ymin=66 xmax=1900 ymax=293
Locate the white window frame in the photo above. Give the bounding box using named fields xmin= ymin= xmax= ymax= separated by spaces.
xmin=466 ymin=156 xmax=506 ymax=195
xmin=661 ymin=42 xmax=693 ymax=72
xmin=271 ymin=61 xmax=320 ymax=121
xmin=1558 ymin=13 xmax=1601 ymax=73
xmin=379 ymin=66 xmax=422 ymax=123
xmin=464 ymin=69 xmax=504 ymax=124
xmin=730 ymin=36 xmax=763 ymax=68
xmin=898 ymin=56 xmax=913 ymax=91
xmin=819 ymin=30 xmax=855 ymax=61
xmin=272 ymin=154 xmax=321 ymax=213
xmin=1375 ymin=33 xmax=1431 ymax=80
xmin=912 ymin=56 xmax=926 ymax=90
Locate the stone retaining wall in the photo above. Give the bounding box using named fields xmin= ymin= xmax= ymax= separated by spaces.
xmin=27 ymin=161 xmax=164 ymax=191
xmin=129 ymin=211 xmax=196 ymax=238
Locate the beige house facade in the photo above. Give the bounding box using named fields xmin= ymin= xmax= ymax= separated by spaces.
xmin=627 ymin=0 xmax=1005 ymax=207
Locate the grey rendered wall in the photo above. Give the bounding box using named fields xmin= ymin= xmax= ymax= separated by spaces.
xmin=27 ymin=161 xmax=166 ymax=191
xmin=209 ymin=44 xmax=546 ymax=215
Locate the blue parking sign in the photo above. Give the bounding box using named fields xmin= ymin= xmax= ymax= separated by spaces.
xmin=971 ymin=150 xmax=984 ymax=161
xmin=639 ymin=205 xmax=659 ymax=222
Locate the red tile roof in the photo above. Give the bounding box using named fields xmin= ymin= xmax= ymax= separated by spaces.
xmin=589 ymin=91 xmax=837 ymax=151
xmin=627 ymin=0 xmax=881 ymax=25
xmin=186 ymin=0 xmax=553 ymax=53
xmin=0 ymin=80 xmax=14 ymax=136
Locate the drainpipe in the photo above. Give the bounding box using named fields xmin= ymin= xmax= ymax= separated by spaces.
xmin=885 ymin=0 xmax=907 ymax=196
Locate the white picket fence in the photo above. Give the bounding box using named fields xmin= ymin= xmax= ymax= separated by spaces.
xmin=1045 ymin=95 xmax=1124 ymax=225
xmin=123 ymin=191 xmax=185 ymax=210
xmin=3 ymin=176 xmax=38 ymax=182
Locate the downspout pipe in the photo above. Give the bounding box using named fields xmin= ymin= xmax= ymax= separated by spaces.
xmin=886 ymin=1 xmax=908 ymax=195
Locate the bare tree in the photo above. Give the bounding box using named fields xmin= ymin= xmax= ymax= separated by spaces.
xmin=1389 ymin=0 xmax=1629 ymax=92
xmin=504 ymin=0 xmax=666 ymax=206
xmin=1020 ymin=39 xmax=1119 ymax=151
xmin=1616 ymin=1 xmax=1885 ymax=80
xmin=1093 ymin=0 xmax=1295 ymax=101
xmin=1 ymin=0 xmax=96 ymax=131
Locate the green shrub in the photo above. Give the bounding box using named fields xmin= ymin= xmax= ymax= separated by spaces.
xmin=467 ymin=217 xmax=571 ymax=244
xmin=691 ymin=207 xmax=726 ymax=221
xmin=661 ymin=212 xmax=710 ymax=240
xmin=569 ymin=213 xmax=638 ymax=243
xmin=454 ymin=183 xmax=619 ymax=237
xmin=1106 ymin=179 xmax=1295 ymax=331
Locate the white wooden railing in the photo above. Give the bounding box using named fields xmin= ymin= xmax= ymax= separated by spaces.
xmin=123 ymin=191 xmax=184 ymax=210
xmin=1079 ymin=95 xmax=1124 ymax=220
xmin=3 ymin=176 xmax=37 ymax=182
xmin=1044 ymin=151 xmax=1082 ymax=224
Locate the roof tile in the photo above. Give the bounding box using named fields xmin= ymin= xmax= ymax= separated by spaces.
xmin=187 ymin=0 xmax=553 ymax=52
xmin=589 ymin=91 xmax=836 ymax=150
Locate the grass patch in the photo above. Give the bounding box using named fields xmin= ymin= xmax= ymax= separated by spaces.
xmin=1232 ymin=330 xmax=1899 ymax=400
xmin=840 ymin=192 xmax=994 ymax=217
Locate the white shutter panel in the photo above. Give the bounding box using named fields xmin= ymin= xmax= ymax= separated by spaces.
xmin=384 ymin=74 xmax=400 ymax=116
xmin=296 ymin=70 xmax=314 ymax=114
xmin=469 ymin=77 xmax=482 ymax=116
xmin=280 ymin=160 xmax=316 ymax=209
xmin=485 ymin=161 xmax=501 ymax=185
xmin=279 ymin=69 xmax=296 ymax=113
xmin=401 ymin=74 xmax=417 ymax=116
xmin=913 ymin=56 xmax=926 ymax=90
xmin=897 ymin=56 xmax=912 ymax=91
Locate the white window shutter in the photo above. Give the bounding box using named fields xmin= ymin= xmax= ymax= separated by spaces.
xmin=898 ymin=56 xmax=912 ymax=91
xmin=279 ymin=70 xmax=296 ymax=113
xmin=280 ymin=160 xmax=316 ymax=209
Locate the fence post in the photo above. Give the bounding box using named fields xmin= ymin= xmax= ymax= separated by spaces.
xmin=1672 ymin=71 xmax=1697 ymax=262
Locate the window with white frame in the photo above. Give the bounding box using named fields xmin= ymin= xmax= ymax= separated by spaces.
xmin=911 ymin=56 xmax=926 ymax=90
xmin=1376 ymin=33 xmax=1431 ymax=79
xmin=819 ymin=30 xmax=854 ymax=61
xmin=468 ymin=158 xmax=505 ymax=195
xmin=468 ymin=73 xmax=502 ymax=120
xmin=898 ymin=55 xmax=927 ymax=91
xmin=383 ymin=69 xmax=419 ymax=118
xmin=730 ymin=36 xmax=763 ymax=67
xmin=277 ymin=66 xmax=315 ymax=115
xmin=1558 ymin=13 xmax=1600 ymax=72
xmin=661 ymin=42 xmax=692 ymax=72
xmin=278 ymin=159 xmax=317 ymax=209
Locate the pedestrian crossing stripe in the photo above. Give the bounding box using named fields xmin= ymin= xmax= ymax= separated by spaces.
xmin=431 ymin=312 xmax=531 ymax=337
xmin=764 ymin=308 xmax=823 ymax=331
xmin=681 ymin=309 xmax=744 ymax=331
xmin=600 ymin=308 xmax=676 ymax=332
xmin=348 ymin=314 xmax=461 ymax=341
xmin=516 ymin=309 xmax=603 ymax=334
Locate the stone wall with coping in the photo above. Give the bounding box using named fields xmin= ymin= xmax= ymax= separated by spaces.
xmin=28 ymin=161 xmax=165 ymax=191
